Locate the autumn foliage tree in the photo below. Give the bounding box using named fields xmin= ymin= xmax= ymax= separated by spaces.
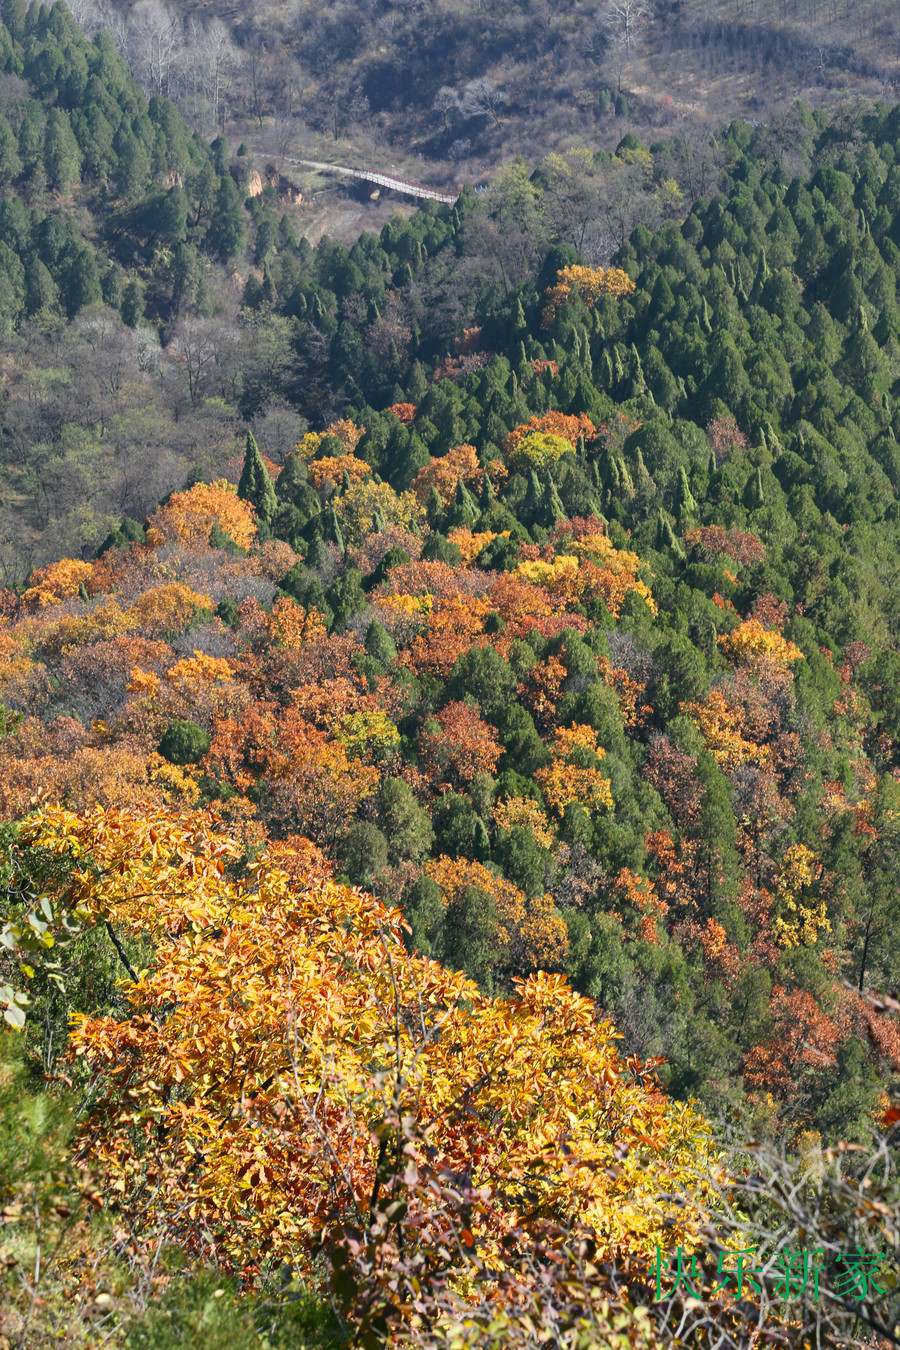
xmin=26 ymin=804 xmax=717 ymax=1295
xmin=147 ymin=480 xmax=257 ymax=552
xmin=541 ymin=265 xmax=636 ymax=327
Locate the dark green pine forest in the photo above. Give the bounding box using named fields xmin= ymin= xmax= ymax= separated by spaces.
xmin=3 ymin=3 xmax=900 ymax=1347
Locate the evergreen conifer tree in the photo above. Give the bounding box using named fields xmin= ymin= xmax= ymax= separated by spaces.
xmin=121 ymin=278 xmax=144 ymax=327
xmin=238 ymin=430 xmax=276 ymax=523
xmin=275 ymin=451 xmax=309 ymax=504
xmin=24 ymin=257 xmax=58 ymax=314
xmin=426 ymin=486 xmax=445 ymax=529
xmin=0 ymin=114 xmax=22 ymax=185
xmin=744 ymin=465 xmax=764 ymax=510
xmin=43 ymin=108 xmax=80 ymax=193
xmin=541 ymin=475 xmax=566 ymax=528
xmin=305 ymin=531 xmax=328 ymax=568
xmin=655 ymin=511 xmax=685 ymax=559
xmin=674 ymin=465 xmax=698 ymax=520
xmin=66 ymin=249 xmax=101 ymax=316
xmin=2 ymin=0 xmax=26 ymax=40
xmin=208 ymin=174 xmax=247 ymax=261
xmin=628 ymin=343 xmax=647 ymax=398
xmin=446 ymin=477 xmax=479 ymax=529
xmin=320 ymin=504 xmax=345 ymax=555
xmin=114 ymin=129 xmax=150 ymax=197
xmin=365 ymin=619 xmax=397 ymax=667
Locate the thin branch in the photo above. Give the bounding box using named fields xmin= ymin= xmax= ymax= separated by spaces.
xmin=105 ymin=921 xmax=139 ymax=982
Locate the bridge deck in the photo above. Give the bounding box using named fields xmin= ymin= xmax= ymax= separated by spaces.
xmin=287 ymin=158 xmax=457 ymax=204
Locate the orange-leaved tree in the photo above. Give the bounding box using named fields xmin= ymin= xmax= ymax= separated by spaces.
xmin=21 ymin=558 xmax=98 ymax=610
xmin=410 ymin=444 xmax=484 ymax=506
xmin=502 ymin=412 xmax=597 ymax=464
xmin=418 ymin=700 xmax=502 ymax=786
xmin=26 ymin=805 xmax=718 ymax=1287
xmin=146 ymin=480 xmax=257 ymax=551
xmin=306 ymin=453 xmax=372 ymax=492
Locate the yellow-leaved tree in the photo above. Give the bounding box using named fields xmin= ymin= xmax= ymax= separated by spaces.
xmin=24 ymin=804 xmax=719 ymax=1309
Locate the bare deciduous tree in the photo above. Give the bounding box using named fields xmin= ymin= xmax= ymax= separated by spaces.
xmin=126 ymin=0 xmax=180 ymax=99
xmin=600 ymin=0 xmax=654 ymax=87
xmin=461 ymin=77 xmax=505 ymax=127
xmin=198 ymin=19 xmax=243 ymax=135
xmin=600 ymin=0 xmax=654 ymax=56
xmin=433 ymin=85 xmax=461 ymax=131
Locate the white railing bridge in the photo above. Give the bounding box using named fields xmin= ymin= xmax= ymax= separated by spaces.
xmin=286 ymin=158 xmax=457 ymax=204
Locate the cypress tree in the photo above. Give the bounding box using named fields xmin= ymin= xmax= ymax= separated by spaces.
xmin=514 ymin=339 xmax=529 ymax=376
xmin=0 ymin=114 xmax=22 ymax=185
xmin=238 ymin=430 xmax=276 ymax=523
xmin=446 ymin=477 xmax=479 ymax=529
xmin=43 ymin=108 xmax=81 ymax=193
xmin=24 ymin=257 xmax=58 ymax=314
xmin=320 ymin=504 xmax=345 ymax=555
xmin=208 ymin=174 xmax=247 ymax=261
xmin=655 ymin=511 xmax=685 ymax=560
xmin=472 ymin=817 xmax=491 ymax=862
xmin=617 ymin=457 xmax=634 ymax=499
xmin=629 ymin=343 xmax=647 ymax=398
xmin=114 ymin=129 xmax=150 ymax=198
xmin=524 ymin=470 xmax=543 ymax=525
xmin=634 ymin=449 xmax=653 ymax=495
xmin=674 ymin=465 xmax=698 ymax=520
xmin=275 ymin=450 xmax=310 ymax=504
xmin=541 ymin=476 xmax=566 ymax=528
xmin=365 ymin=619 xmax=397 ymax=667
xmin=2 ymin=0 xmax=27 ymax=40
xmin=18 ymin=103 xmax=44 ymax=180
xmin=426 ymin=486 xmax=444 ymax=528
xmin=306 ymin=531 xmax=328 ymax=568
xmin=763 ymin=421 xmax=782 ymax=454
xmin=735 ymin=266 xmax=748 ymax=304
xmin=744 ymin=465 xmax=764 ymax=510
xmin=120 ymin=278 xmax=144 ymax=328
xmin=66 ymin=249 xmax=101 ymax=317
xmin=751 ymin=250 xmax=770 ymax=303
xmin=156 ymin=184 xmax=188 ymax=245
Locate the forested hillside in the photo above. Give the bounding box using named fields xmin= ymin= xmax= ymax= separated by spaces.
xmin=2 ymin=4 xmax=900 ymax=1347
xmin=60 ymin=0 xmax=900 ymax=186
